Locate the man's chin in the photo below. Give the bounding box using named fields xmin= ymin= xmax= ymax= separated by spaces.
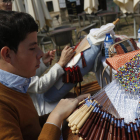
xmin=7 ymin=8 xmax=12 ymax=11
xmin=31 ymin=72 xmax=36 ymax=77
xmin=27 ymin=71 xmax=36 ymax=78
xmin=6 ymin=6 xmax=12 ymax=11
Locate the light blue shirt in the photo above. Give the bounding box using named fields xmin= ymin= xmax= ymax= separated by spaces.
xmin=0 ymin=69 xmax=31 ymax=93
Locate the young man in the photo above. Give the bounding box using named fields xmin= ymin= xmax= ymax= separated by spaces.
xmin=0 ymin=10 xmax=89 ymax=140
xmin=0 ymin=0 xmax=77 ymax=115
xmin=0 ymin=0 xmax=12 ymax=11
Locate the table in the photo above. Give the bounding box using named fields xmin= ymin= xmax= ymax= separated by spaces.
xmin=68 ymin=13 xmax=87 ymax=28
xmin=86 ymin=14 xmax=101 ymax=26
xmin=97 ymin=11 xmax=119 ymax=26
xmin=49 ymin=26 xmax=77 ymax=46
xmin=49 ymin=26 xmax=77 ymax=58
xmin=78 ymin=13 xmax=87 ymax=27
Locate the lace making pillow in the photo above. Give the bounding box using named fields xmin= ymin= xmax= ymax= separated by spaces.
xmin=43 ymin=38 xmax=101 ymax=102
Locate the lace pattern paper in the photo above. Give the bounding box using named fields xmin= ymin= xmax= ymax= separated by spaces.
xmin=105 ymin=79 xmax=138 ymax=123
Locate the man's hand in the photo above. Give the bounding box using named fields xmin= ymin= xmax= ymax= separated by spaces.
xmin=58 ymin=46 xmax=75 ymax=68
xmin=46 ymin=94 xmax=90 ymax=128
xmin=42 ymin=50 xmax=56 ymax=66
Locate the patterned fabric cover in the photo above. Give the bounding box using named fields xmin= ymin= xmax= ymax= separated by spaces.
xmin=106 ymin=49 xmax=140 ymax=71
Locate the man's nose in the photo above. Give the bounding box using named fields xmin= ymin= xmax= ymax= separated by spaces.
xmin=37 ymin=48 xmax=44 ymax=59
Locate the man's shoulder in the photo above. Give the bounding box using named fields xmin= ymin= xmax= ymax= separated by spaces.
xmin=0 ymin=91 xmax=17 ymax=112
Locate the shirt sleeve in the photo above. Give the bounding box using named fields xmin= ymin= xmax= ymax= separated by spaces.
xmin=46 ymin=122 xmax=61 ymax=130
xmin=38 ymin=123 xmax=61 ymax=140
xmin=28 ymin=63 xmax=64 ymax=94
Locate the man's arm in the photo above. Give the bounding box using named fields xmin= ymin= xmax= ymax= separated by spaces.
xmin=28 ymin=63 xmax=64 ymax=94
xmin=38 ymin=94 xmax=90 ymax=140
xmin=36 ymin=50 xmax=56 ymax=77
xmin=28 ymin=46 xmax=75 ymax=94
xmin=38 ymin=124 xmax=61 ymax=140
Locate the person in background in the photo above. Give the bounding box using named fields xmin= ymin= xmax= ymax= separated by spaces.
xmin=0 ymin=0 xmax=12 ymax=11
xmin=0 ymin=0 xmax=76 ymax=115
xmin=0 ymin=10 xmax=90 ymax=140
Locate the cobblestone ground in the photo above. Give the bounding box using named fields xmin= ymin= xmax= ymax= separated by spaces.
xmin=40 ymin=17 xmax=137 ymax=87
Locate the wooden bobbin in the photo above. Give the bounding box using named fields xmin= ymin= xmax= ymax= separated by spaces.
xmin=77 ymin=106 xmax=94 ymax=129
xmin=67 ymin=105 xmax=85 ymax=122
xmin=88 ymin=95 xmax=91 ymax=99
xmin=78 ymin=96 xmax=90 ymax=105
xmin=71 ymin=125 xmax=77 ymax=131
xmin=95 ymin=100 xmax=98 ymax=104
xmin=68 ymin=123 xmax=71 ymax=127
xmin=69 ymin=105 xmax=89 ymax=125
xmin=76 ymin=129 xmax=79 ymax=134
xmin=67 ymin=105 xmax=84 ymax=122
xmin=78 ymin=95 xmax=91 ymax=105
xmin=69 ymin=113 xmax=82 ymax=126
xmin=78 ymin=100 xmax=85 ymax=106
xmin=77 ymin=108 xmax=93 ymax=130
xmin=70 ymin=110 xmax=84 ymax=127
xmin=72 ymin=130 xmax=76 ymax=134
xmin=71 ymin=105 xmax=92 ymax=127
xmin=89 ymin=100 xmax=92 ymax=103
xmin=79 ymin=137 xmax=84 ymax=140
xmin=73 ymin=106 xmax=92 ymax=126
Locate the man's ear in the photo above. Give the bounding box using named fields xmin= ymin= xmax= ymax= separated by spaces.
xmin=1 ymin=46 xmax=12 ymax=63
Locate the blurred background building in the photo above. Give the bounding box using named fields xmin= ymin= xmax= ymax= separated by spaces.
xmin=44 ymin=0 xmax=119 ymax=26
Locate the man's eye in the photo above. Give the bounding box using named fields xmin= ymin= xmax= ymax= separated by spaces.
xmin=29 ymin=48 xmax=35 ymax=50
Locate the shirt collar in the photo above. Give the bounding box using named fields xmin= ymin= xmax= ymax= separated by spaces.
xmin=0 ymin=69 xmax=31 ymax=93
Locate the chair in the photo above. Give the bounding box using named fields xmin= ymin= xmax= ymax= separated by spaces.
xmin=102 ymin=13 xmax=118 ymax=24
xmin=86 ymin=14 xmax=100 ymax=25
xmin=77 ymin=23 xmax=96 ymax=41
xmin=86 ymin=10 xmax=101 ymax=26
xmin=119 ymin=13 xmax=129 ymax=25
xmin=69 ymin=12 xmax=87 ymax=27
xmin=54 ymin=25 xmax=71 ymax=30
xmin=49 ymin=25 xmax=76 ymax=57
xmin=40 ymin=36 xmax=54 ymax=53
xmin=100 ymin=12 xmax=119 ymax=31
xmin=68 ymin=14 xmax=79 ymax=25
xmin=40 ymin=25 xmax=50 ymax=34
xmin=78 ymin=12 xmax=87 ymax=27
xmin=94 ymin=9 xmax=103 ymax=15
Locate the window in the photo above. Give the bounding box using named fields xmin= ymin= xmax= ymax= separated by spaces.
xmin=46 ymin=1 xmax=54 ymax=12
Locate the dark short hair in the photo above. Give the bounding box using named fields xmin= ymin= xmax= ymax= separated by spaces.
xmin=0 ymin=10 xmax=38 ymax=53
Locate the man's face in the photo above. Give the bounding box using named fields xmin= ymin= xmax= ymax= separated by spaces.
xmin=10 ymin=32 xmax=44 ymax=78
xmin=0 ymin=0 xmax=12 ymax=11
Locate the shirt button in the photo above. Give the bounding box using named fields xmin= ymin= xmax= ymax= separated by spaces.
xmin=19 ymin=86 xmax=22 ymax=89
